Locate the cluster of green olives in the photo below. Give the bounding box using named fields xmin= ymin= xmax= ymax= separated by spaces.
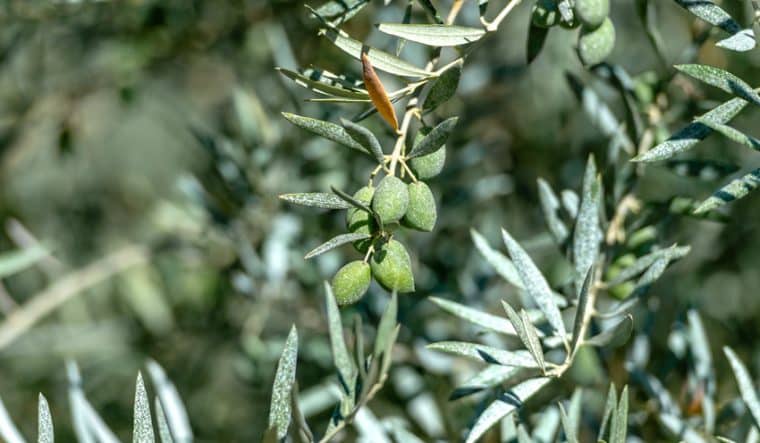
xmin=532 ymin=0 xmax=615 ymax=66
xmin=331 ymin=144 xmax=443 ymax=306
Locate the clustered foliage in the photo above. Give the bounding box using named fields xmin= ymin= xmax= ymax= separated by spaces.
xmin=2 ymin=0 xmax=760 ymax=442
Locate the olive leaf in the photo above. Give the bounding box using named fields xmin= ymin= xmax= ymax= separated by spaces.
xmin=429 ymin=296 xmax=519 ymax=336
xmin=340 ymin=118 xmax=386 ymax=164
xmin=314 ymin=0 xmax=370 ymax=25
xmin=427 ymin=341 xmax=540 ymax=368
xmin=324 ymin=282 xmax=357 ymax=396
xmin=527 ymin=23 xmax=550 ymax=64
xmin=675 ymin=64 xmax=760 ymax=106
xmin=38 ymin=394 xmax=54 ymax=443
xmin=67 ymin=361 xmax=120 ymax=443
xmin=694 ymin=117 xmax=760 ymax=152
xmin=277 ymin=67 xmax=369 ymax=100
xmin=673 ymin=0 xmax=756 ymax=52
xmin=373 ymin=292 xmax=398 ymax=360
xmin=470 ymin=228 xmax=523 ymax=289
xmin=465 ymin=377 xmax=552 ymax=443
xmin=502 ymin=302 xmax=545 ymax=371
xmin=598 ymin=383 xmax=618 ymax=441
xmin=584 ymin=314 xmax=633 ymax=348
xmin=279 ymin=192 xmax=353 ymax=210
xmin=694 ymin=168 xmax=760 ymax=214
xmin=146 ymin=361 xmax=192 ymax=443
xmin=570 ymin=266 xmax=595 ymax=355
xmin=609 ymin=386 xmax=629 ymax=443
xmin=658 ymin=413 xmax=708 ymax=443
xmin=450 ymin=365 xmax=519 ymax=400
xmin=154 ymin=400 xmax=173 ymax=443
xmin=281 ymin=112 xmax=369 ymax=154
xmin=634 ymin=96 xmax=750 ymax=162
xmin=724 ymin=347 xmax=760 ymax=430
xmin=573 ymin=156 xmax=602 ymax=293
xmin=407 ymin=117 xmax=458 ymax=159
xmin=305 ymin=233 xmax=372 ymax=259
xmin=688 ymin=310 xmax=716 ymax=433
xmin=415 ymin=0 xmax=443 ymax=24
xmin=422 ymin=60 xmax=462 ymax=112
xmin=537 ymin=178 xmax=569 ymax=244
xmin=606 ymin=245 xmax=690 ymax=286
xmin=321 ymin=28 xmax=430 ymax=78
xmin=501 ymin=228 xmax=567 ymax=338
xmin=0 ymin=395 xmax=24 ymax=443
xmin=376 ymin=24 xmax=486 ymax=47
xmin=133 ymin=373 xmax=155 ymax=443
xmin=267 ymin=326 xmax=298 ymax=440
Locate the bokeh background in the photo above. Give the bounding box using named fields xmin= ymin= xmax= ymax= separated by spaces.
xmin=0 ymin=0 xmax=758 ymax=441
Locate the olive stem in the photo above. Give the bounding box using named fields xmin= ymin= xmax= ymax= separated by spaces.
xmin=400 ymin=160 xmax=418 ymax=183
xmin=482 ymin=0 xmax=524 ymax=32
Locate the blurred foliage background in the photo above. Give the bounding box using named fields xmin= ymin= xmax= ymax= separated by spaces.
xmin=0 ymin=0 xmax=758 ymax=441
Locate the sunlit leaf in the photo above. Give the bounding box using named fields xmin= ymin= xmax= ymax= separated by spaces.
xmin=724 ymin=347 xmax=760 ymax=431
xmin=279 ymin=192 xmax=353 ymax=210
xmin=374 ymin=293 xmax=398 ymax=359
xmin=694 ymin=118 xmax=760 ymax=151
xmin=340 ymin=119 xmax=385 ymax=164
xmin=598 ymin=383 xmax=617 ymax=441
xmin=67 ymin=361 xmax=120 ymax=443
xmin=501 ymin=228 xmax=567 ymax=338
xmin=570 ymin=266 xmax=595 ymax=355
xmin=133 ymin=373 xmax=155 ymax=443
xmin=324 ymin=282 xmax=357 ymax=394
xmin=268 ymin=326 xmax=298 ymax=439
xmin=688 ymin=310 xmax=715 ymax=433
xmin=694 ymin=168 xmax=760 ymax=214
xmin=321 ymin=28 xmax=430 ymax=78
xmin=146 ymin=361 xmax=192 ymax=443
xmin=0 ymin=395 xmax=25 ymax=443
xmin=537 ymin=178 xmax=569 ymax=244
xmin=674 ymin=0 xmax=756 ymax=52
xmin=38 ymin=394 xmax=54 ymax=443
xmin=427 ymin=341 xmax=540 ymax=368
xmin=610 ymin=386 xmax=628 ymax=443
xmin=314 ymin=0 xmax=370 ymax=25
xmin=573 ymin=156 xmax=602 ymax=293
xmin=423 ymin=61 xmax=462 ymax=112
xmin=606 ymin=245 xmax=690 ymax=286
xmin=377 ymin=24 xmax=486 ymax=47
xmin=675 ymin=65 xmax=760 ymax=106
xmin=429 ymin=296 xmax=518 ymax=335
xmin=282 ymin=112 xmax=369 ymax=154
xmin=471 ymin=229 xmax=523 ymax=289
xmin=154 ymin=400 xmax=173 ymax=443
xmin=305 ymin=233 xmax=372 ymax=259
xmin=277 ymin=68 xmax=369 ymax=99
xmin=465 ymin=377 xmax=552 ymax=443
xmin=450 ymin=365 xmax=519 ymax=400
xmin=584 ymin=315 xmax=633 ymax=348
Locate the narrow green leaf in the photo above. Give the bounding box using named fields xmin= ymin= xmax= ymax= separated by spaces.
xmin=429 ymin=296 xmax=518 ymax=336
xmin=67 ymin=362 xmax=120 ymax=443
xmin=427 ymin=341 xmax=540 ymax=368
xmin=314 ymin=0 xmax=370 ymax=25
xmin=717 ymin=29 xmax=756 ymax=52
xmin=694 ymin=168 xmax=760 ymax=214
xmin=395 ymin=1 xmax=412 ymax=56
xmin=324 ymin=282 xmax=357 ymax=393
xmin=145 ymin=361 xmax=191 ymax=443
xmin=277 ymin=68 xmax=369 ymax=99
xmin=321 ymin=28 xmax=430 ymax=78
xmin=606 ymin=245 xmax=690 ymax=286
xmin=279 ymin=192 xmax=352 ymax=210
xmin=465 ymin=378 xmax=552 ymax=443
xmin=610 ymin=386 xmax=628 ymax=443
xmin=471 ymin=229 xmax=523 ymax=289
xmin=688 ymin=310 xmax=715 ymax=433
xmin=674 ymin=0 xmax=755 ymax=51
xmin=0 ymin=245 xmax=48 ymax=279
xmin=694 ymin=117 xmax=760 ymax=151
xmin=290 ymin=383 xmax=314 ymax=443
xmin=374 ymin=293 xmax=398 ymax=359
xmin=566 ymin=74 xmax=633 ymax=152
xmin=154 ymin=399 xmax=173 ymax=443
xmin=566 ymin=389 xmax=583 ymax=443
xmin=377 ymin=24 xmax=486 ymax=47
xmin=423 ymin=61 xmax=462 ymax=112
xmin=537 ymin=178 xmax=569 ymax=244
xmin=0 ymin=395 xmax=25 ymax=443
xmin=520 ymin=309 xmax=545 ymax=372
xmin=501 ymin=228 xmax=567 ymax=338
xmin=133 ymin=373 xmax=155 ymax=443
xmin=304 ymin=233 xmax=371 ymax=259
xmin=268 ymin=326 xmax=299 ymax=439
xmin=282 ymin=112 xmax=369 ymax=154
xmin=450 ymin=365 xmax=519 ymax=400
xmin=570 ymin=266 xmax=595 ymax=355
xmin=573 ymin=156 xmax=602 ymax=294
xmin=38 ymin=394 xmax=54 ymax=443
xmin=598 ymin=383 xmax=617 ymax=441
xmin=724 ymin=347 xmax=760 ymax=430
xmin=675 ymin=64 xmax=760 ymax=107
xmin=634 ymin=96 xmax=750 ymax=162
xmin=502 ymin=301 xmax=528 ymax=346
xmin=407 ymin=117 xmax=458 ymax=159
xmin=340 ymin=118 xmax=385 ymax=164
xmin=584 ymin=315 xmax=633 ymax=348
xmin=658 ymin=413 xmax=708 ymax=443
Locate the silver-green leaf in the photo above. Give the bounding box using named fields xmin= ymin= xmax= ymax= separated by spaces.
xmin=154 ymin=399 xmax=173 ymax=443
xmin=407 ymin=117 xmax=458 ymax=159
xmin=377 ymin=24 xmax=486 ymax=47
xmin=694 ymin=168 xmax=760 ymax=214
xmin=38 ymin=394 xmax=54 ymax=443
xmin=573 ymin=156 xmax=602 ymax=293
xmin=281 ymin=112 xmax=369 ymax=154
xmin=471 ymin=229 xmax=523 ymax=289
xmin=279 ymin=192 xmax=353 ymax=210
xmin=675 ymin=64 xmax=760 ymax=106
xmin=268 ymin=326 xmax=298 ymax=439
xmin=324 ymin=282 xmax=357 ymax=393
xmin=427 ymin=341 xmax=539 ymax=368
xmin=305 ymin=233 xmax=372 ymax=259
xmin=133 ymin=373 xmax=155 ymax=443
xmin=724 ymin=346 xmax=760 ymax=431
xmin=429 ymin=296 xmax=518 ymax=336
xmin=340 ymin=118 xmax=385 ymax=164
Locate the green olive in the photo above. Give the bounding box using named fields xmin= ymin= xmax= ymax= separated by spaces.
xmin=409 ymin=147 xmax=446 ymax=180
xmin=372 ymin=175 xmax=409 ymax=224
xmin=346 ymin=186 xmax=377 ymax=252
xmin=402 ymin=182 xmax=437 ymax=232
xmin=332 ymin=260 xmax=372 ymax=305
xmin=609 ymin=281 xmax=635 ymax=300
xmin=370 ymin=239 xmax=414 ymax=293
xmin=573 ymin=0 xmax=609 ymax=29
xmin=532 ymin=0 xmax=560 ymax=28
xmin=577 ymin=17 xmax=615 ymax=66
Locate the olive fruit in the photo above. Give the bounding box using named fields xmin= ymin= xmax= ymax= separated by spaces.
xmin=532 ymin=0 xmax=560 ymax=28
xmin=346 ymin=186 xmax=376 ymax=252
xmin=573 ymin=0 xmax=609 ymax=29
xmin=577 ymin=17 xmax=615 ymax=66
xmin=370 ymin=239 xmax=414 ymax=293
xmin=402 ymin=182 xmax=437 ymax=232
xmin=409 ymin=147 xmax=446 ymax=180
xmin=332 ymin=260 xmax=372 ymax=305
xmin=372 ymin=175 xmax=409 ymax=224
